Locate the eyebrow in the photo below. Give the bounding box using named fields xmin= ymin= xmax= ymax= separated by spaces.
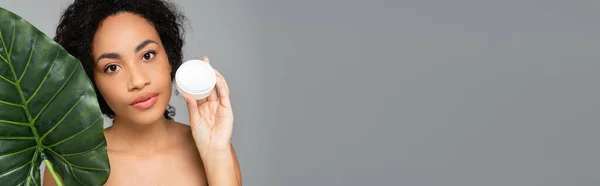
xmin=135 ymin=39 xmax=157 ymax=53
xmin=96 ymin=39 xmax=158 ymax=63
xmin=96 ymin=53 xmax=121 ymax=64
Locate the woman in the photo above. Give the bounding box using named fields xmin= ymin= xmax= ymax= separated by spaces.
xmin=43 ymin=0 xmax=241 ymax=185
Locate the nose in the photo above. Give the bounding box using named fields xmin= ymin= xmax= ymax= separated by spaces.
xmin=127 ymin=63 xmax=150 ymax=91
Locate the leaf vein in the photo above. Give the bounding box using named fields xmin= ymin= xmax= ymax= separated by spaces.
xmin=69 ymin=166 xmax=86 ymax=186
xmin=0 ymin=160 xmax=31 ymax=178
xmin=27 ymin=174 xmax=39 ymax=186
xmin=0 ymin=53 xmax=9 ymax=65
xmin=46 ymin=147 xmax=109 ymax=171
xmin=0 ymin=119 xmax=30 ymax=127
xmin=26 ymin=47 xmax=60 ymax=104
xmin=0 ymin=99 xmax=21 ymax=107
xmin=34 ymin=175 xmax=40 ymax=186
xmin=9 ymin=21 xmax=15 ymax=56
xmin=31 ymin=61 xmax=80 ymax=123
xmin=26 ymin=148 xmax=40 ymax=186
xmin=0 ymin=30 xmax=7 ymax=60
xmin=47 ymin=116 xmax=102 ymax=147
xmin=0 ymin=136 xmax=35 ymax=140
xmin=33 ymin=175 xmax=39 ymax=186
xmin=18 ymin=32 xmax=37 ymax=82
xmin=16 ymin=179 xmax=26 ymax=186
xmin=40 ymin=87 xmax=90 ymax=140
xmin=61 ymin=141 xmax=105 ymax=157
xmin=0 ymin=146 xmax=36 ymax=159
xmin=0 ymin=29 xmax=18 ymax=79
xmin=0 ymin=71 xmax=15 ymax=84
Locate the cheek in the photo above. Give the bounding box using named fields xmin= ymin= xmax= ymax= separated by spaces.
xmin=94 ymin=76 xmax=124 ymax=105
xmin=148 ymin=57 xmax=172 ymax=81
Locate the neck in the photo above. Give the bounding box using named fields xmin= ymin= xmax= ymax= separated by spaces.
xmin=110 ymin=115 xmax=171 ymax=153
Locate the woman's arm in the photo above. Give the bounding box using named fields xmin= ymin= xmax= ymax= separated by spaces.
xmin=200 ymin=143 xmax=242 ymax=186
xmin=184 ymin=56 xmax=241 ymax=185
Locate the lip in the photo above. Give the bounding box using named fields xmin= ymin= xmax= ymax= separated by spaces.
xmin=130 ymin=92 xmax=159 ymax=109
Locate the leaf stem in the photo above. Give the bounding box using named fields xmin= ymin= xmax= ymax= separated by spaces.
xmin=43 ymin=159 xmax=64 ymax=186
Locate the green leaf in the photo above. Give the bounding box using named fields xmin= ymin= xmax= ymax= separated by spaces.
xmin=0 ymin=7 xmax=110 ymax=186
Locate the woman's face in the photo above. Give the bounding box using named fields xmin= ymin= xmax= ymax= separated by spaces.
xmin=91 ymin=12 xmax=173 ymax=124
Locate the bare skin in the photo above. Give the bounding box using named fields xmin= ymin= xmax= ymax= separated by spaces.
xmin=100 ymin=121 xmax=209 ymax=186
xmin=44 ymin=122 xmax=214 ymax=186
xmin=44 ymin=12 xmax=241 ymax=186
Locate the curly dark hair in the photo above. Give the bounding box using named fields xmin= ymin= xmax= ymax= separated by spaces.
xmin=54 ymin=0 xmax=187 ymax=120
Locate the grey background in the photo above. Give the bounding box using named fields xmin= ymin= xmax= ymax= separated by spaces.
xmin=2 ymin=0 xmax=600 ymax=185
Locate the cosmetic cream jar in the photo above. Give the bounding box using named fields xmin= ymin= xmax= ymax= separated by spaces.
xmin=175 ymin=59 xmax=216 ymax=100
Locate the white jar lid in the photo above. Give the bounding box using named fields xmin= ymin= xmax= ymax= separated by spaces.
xmin=175 ymin=59 xmax=216 ymax=99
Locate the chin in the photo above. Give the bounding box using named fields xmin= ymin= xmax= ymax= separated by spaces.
xmin=131 ymin=107 xmax=167 ymax=125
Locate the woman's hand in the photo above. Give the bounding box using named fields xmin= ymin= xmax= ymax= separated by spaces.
xmin=183 ymin=56 xmax=234 ymax=153
xmin=182 ymin=56 xmax=242 ymax=185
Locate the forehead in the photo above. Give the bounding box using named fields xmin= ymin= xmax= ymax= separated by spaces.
xmin=92 ymin=12 xmax=161 ymax=55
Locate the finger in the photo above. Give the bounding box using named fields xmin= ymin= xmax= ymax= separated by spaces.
xmin=216 ymin=70 xmax=230 ymax=97
xmin=203 ymin=56 xmax=210 ymax=64
xmin=194 ymin=56 xmax=211 ymax=104
xmin=206 ymin=81 xmax=219 ymax=102
xmin=215 ymin=70 xmax=231 ymax=108
xmin=183 ymin=94 xmax=201 ymax=124
xmin=200 ymin=56 xmax=219 ymax=102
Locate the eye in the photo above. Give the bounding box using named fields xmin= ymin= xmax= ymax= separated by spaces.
xmin=103 ymin=64 xmax=120 ymax=73
xmin=142 ymin=51 xmax=156 ymax=61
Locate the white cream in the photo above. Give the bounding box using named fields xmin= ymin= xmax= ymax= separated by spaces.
xmin=175 ymin=59 xmax=216 ymax=100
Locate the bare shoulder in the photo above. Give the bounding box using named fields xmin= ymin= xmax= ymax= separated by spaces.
xmin=167 ymin=121 xmax=208 ymax=184
xmin=170 ymin=121 xmax=192 ymax=134
xmin=169 ymin=121 xmax=193 ymax=139
xmin=167 ymin=121 xmax=200 ymax=150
